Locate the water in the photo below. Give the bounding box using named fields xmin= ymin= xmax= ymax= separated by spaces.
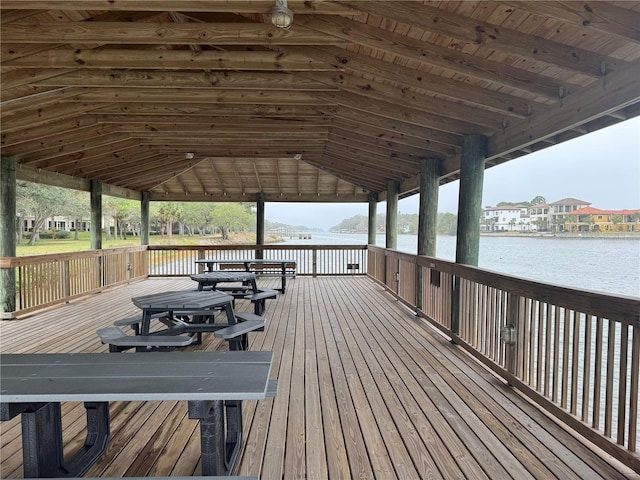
xmin=281 ymin=232 xmax=640 ymax=298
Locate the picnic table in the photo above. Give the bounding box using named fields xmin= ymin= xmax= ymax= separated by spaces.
xmin=190 ymin=271 xmax=277 ymax=316
xmin=195 ymin=258 xmax=296 ymax=293
xmin=0 ymin=351 xmax=276 ymax=477
xmin=131 ymin=289 xmax=235 ymax=336
xmin=190 ymin=270 xmax=257 ymax=293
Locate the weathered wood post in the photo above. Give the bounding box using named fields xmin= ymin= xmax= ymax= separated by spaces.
xmin=256 ymin=192 xmax=265 ymax=260
xmin=0 ymin=157 xmax=17 ymax=319
xmin=90 ymin=179 xmax=103 ymax=287
xmin=452 ymin=135 xmax=487 ymax=336
xmin=386 ymin=180 xmax=399 ymax=250
xmin=140 ymin=191 xmax=150 ymax=246
xmin=368 ymin=193 xmax=378 ymax=246
xmin=417 ymin=158 xmax=441 ymax=311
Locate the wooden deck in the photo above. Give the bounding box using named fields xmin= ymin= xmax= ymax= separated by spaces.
xmin=0 ymin=276 xmax=635 ymax=479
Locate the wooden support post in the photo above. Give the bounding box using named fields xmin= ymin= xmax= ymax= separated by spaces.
xmin=368 ymin=193 xmax=378 ymax=245
xmin=386 ymin=180 xmax=399 ymax=250
xmin=90 ymin=179 xmax=102 ymax=288
xmin=140 ymin=191 xmax=150 ymax=246
xmin=0 ymin=157 xmax=17 ymax=318
xmin=455 ymin=135 xmax=487 ymax=266
xmin=452 ymin=135 xmax=487 ymax=336
xmin=90 ymin=179 xmax=102 ymax=251
xmin=417 ymin=158 xmax=441 ymax=311
xmin=256 ymin=192 xmax=265 ymax=260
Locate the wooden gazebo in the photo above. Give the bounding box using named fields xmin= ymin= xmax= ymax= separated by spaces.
xmin=1 ymin=2 xmax=639 ymax=478
xmin=2 ymin=1 xmax=639 ymax=204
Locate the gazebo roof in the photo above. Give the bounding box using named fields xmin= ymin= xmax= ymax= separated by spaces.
xmin=2 ymin=1 xmax=639 ymax=203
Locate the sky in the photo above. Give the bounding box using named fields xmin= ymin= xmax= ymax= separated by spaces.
xmin=266 ymin=117 xmax=640 ymax=231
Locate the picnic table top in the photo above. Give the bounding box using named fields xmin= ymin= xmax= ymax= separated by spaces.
xmin=131 ymin=289 xmax=233 ymax=310
xmin=0 ymin=351 xmax=273 ymax=403
xmin=190 ymin=271 xmax=257 ymax=283
xmin=195 ymin=258 xmax=296 ymax=265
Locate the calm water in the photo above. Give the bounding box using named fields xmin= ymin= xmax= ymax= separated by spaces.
xmin=281 ymin=233 xmax=640 ymax=298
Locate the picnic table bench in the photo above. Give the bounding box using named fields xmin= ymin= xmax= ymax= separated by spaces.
xmin=195 ymin=259 xmax=296 ymax=293
xmin=0 ymin=351 xmax=276 ymax=478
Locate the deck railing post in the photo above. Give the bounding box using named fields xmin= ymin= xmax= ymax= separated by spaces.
xmin=505 ymin=292 xmax=520 ymax=378
xmin=451 ymin=275 xmax=460 ymax=337
xmin=63 ymin=260 xmax=70 ymax=298
xmin=312 ymin=248 xmax=317 ymax=277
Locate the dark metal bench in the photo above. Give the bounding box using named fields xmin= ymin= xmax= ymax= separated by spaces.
xmin=215 ymin=320 xmax=265 ymax=351
xmin=97 ymin=326 xmax=193 ymax=352
xmin=243 ymin=288 xmax=278 ymax=315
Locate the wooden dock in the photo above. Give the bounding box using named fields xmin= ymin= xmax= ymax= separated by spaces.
xmin=0 ymin=276 xmax=635 ymax=479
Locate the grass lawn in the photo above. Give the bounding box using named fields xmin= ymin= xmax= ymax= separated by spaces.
xmin=15 ymin=231 xmax=278 ymax=256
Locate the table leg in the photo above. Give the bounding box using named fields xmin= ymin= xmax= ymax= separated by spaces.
xmin=188 ymin=399 xmax=243 ymax=476
xmin=20 ymin=401 xmax=110 ymax=478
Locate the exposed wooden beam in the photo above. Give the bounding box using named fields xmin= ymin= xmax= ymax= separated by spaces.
xmin=91 ymin=103 xmax=338 ymax=118
xmin=488 ymin=60 xmax=640 ymax=160
xmin=322 ymin=91 xmax=497 ymax=136
xmin=1 ymin=22 xmax=349 ymax=46
xmin=500 ymin=1 xmax=640 ymax=42
xmin=298 ymin=19 xmax=569 ymax=100
xmin=2 ymin=47 xmax=342 ymax=71
xmin=0 ymin=1 xmax=359 ymax=16
xmin=334 ymin=107 xmax=463 ymax=148
xmin=15 ymin=165 xmax=140 ymax=200
xmin=32 ymin=70 xmax=341 ymax=91
xmin=348 ymin=1 xmax=620 ymax=78
xmin=73 ymin=88 xmax=333 ymax=105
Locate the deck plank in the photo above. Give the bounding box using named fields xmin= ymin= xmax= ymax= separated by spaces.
xmin=0 ymin=276 xmax=635 ymax=479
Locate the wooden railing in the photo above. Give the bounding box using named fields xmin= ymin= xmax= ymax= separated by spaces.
xmin=148 ymin=244 xmax=368 ymax=277
xmin=368 ymin=245 xmax=640 ymax=471
xmin=0 ymin=245 xmax=367 ymax=317
xmin=0 ymin=246 xmax=148 ymax=318
xmin=2 ymin=243 xmax=637 ymax=470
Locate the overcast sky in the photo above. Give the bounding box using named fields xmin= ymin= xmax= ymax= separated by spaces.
xmin=266 ymin=117 xmax=640 ymax=231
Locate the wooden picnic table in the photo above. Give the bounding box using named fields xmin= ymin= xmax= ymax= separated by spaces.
xmin=195 ymin=258 xmax=296 ymax=293
xmin=0 ymin=351 xmax=275 ymax=477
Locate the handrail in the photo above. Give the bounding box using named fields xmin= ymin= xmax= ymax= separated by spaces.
xmin=0 ymin=246 xmax=148 ymax=318
xmin=0 ymin=244 xmax=367 ymax=316
xmin=368 ymin=245 xmax=639 ymax=471
xmin=147 ymin=244 xmax=368 ymax=277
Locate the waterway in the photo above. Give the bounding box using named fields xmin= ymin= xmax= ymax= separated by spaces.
xmin=281 ymin=233 xmax=640 ymax=298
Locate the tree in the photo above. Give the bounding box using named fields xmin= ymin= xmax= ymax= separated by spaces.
xmin=16 ymin=182 xmax=73 ymax=245
xmin=64 ymin=191 xmax=90 ymax=240
xmin=530 ymin=195 xmax=546 ymax=206
xmin=181 ymin=203 xmax=214 ymax=236
xmin=210 ymin=203 xmax=254 ymax=240
xmin=611 ymin=214 xmax=623 ymax=231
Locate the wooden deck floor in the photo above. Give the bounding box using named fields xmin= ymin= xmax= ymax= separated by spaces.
xmin=0 ymin=276 xmax=635 ymax=479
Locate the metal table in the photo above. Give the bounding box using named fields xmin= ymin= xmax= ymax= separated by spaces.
xmin=0 ymin=351 xmax=274 ymax=477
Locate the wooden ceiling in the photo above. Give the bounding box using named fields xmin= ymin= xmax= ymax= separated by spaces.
xmin=2 ymin=1 xmax=639 ymax=203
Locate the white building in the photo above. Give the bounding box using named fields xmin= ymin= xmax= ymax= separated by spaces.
xmin=481 ymin=205 xmax=531 ymax=231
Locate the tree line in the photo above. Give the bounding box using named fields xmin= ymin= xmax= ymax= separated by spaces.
xmin=329 ymin=212 xmax=458 ymax=235
xmin=16 ymin=183 xmax=256 ymax=245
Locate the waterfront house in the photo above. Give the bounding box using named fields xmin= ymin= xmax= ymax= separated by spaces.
xmin=1 ymin=2 xmax=639 ymax=478
xmin=566 ymin=206 xmax=640 ymax=232
xmin=548 ymin=198 xmax=592 ymax=232
xmin=481 ymin=205 xmax=531 ymax=232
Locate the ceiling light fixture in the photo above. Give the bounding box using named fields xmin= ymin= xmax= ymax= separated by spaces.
xmin=293 ymin=153 xmax=302 ymax=160
xmin=185 ymin=152 xmax=194 ymax=159
xmin=269 ymin=0 xmax=294 ymax=29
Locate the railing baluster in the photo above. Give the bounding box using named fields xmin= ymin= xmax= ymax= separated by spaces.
xmin=617 ymin=324 xmax=629 ymax=446
xmin=582 ymin=315 xmax=593 ymax=423
xmin=605 ymin=320 xmax=616 ymax=438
